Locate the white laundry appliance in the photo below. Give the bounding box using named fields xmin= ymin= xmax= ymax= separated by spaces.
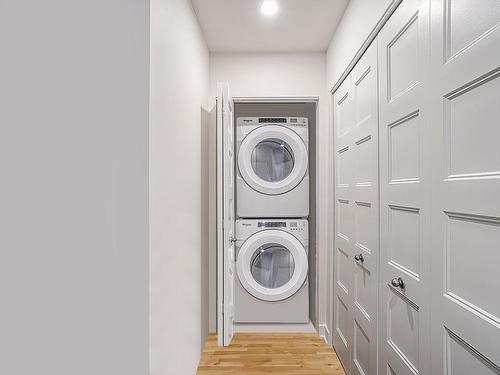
xmin=235 ymin=219 xmax=309 ymax=323
xmin=236 ymin=117 xmax=309 ymax=218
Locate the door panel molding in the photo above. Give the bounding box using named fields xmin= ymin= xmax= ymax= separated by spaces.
xmin=378 ymin=0 xmax=431 ymax=374
xmin=333 ymin=41 xmax=379 ymax=375
xmin=430 ymin=0 xmax=500 ymax=371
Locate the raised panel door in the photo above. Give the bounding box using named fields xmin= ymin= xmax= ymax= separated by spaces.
xmin=430 ymin=0 xmax=500 ymax=372
xmin=378 ymin=0 xmax=432 ymax=374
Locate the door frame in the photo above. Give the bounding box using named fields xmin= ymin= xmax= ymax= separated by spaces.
xmin=329 ymin=0 xmax=403 ymax=95
xmin=216 ymin=96 xmax=325 ymax=335
xmin=216 ymin=82 xmax=236 ymax=346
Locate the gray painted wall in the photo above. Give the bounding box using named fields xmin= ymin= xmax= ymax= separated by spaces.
xmin=0 ymin=1 xmax=150 ymax=374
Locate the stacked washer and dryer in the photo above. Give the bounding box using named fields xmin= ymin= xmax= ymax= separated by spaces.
xmin=235 ymin=116 xmax=310 ymax=324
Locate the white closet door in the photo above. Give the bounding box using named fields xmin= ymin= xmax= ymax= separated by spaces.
xmin=378 ymin=0 xmax=431 ymax=374
xmin=350 ymin=42 xmax=379 ymax=375
xmin=333 ymin=41 xmax=379 ymax=375
xmin=430 ymin=1 xmax=500 ymax=373
xmin=333 ymin=74 xmax=355 ymax=373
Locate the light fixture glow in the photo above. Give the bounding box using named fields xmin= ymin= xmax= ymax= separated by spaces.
xmin=261 ymin=0 xmax=278 ymax=16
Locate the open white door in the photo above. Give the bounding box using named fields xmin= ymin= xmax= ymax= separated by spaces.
xmin=216 ymin=82 xmax=235 ymax=347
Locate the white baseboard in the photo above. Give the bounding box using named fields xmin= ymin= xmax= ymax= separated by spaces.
xmin=318 ymin=324 xmax=331 ymax=344
xmin=235 ymin=322 xmax=316 ymax=333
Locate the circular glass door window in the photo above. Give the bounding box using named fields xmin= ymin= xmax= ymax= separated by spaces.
xmin=250 ymin=243 xmax=295 ymax=289
xmin=250 ymin=139 xmax=295 ymax=183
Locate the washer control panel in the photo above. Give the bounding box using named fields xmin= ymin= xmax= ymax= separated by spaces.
xmin=237 ymin=219 xmax=308 ymax=242
xmin=257 ymin=221 xmax=286 ymax=228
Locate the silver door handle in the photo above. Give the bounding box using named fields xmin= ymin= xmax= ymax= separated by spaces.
xmin=354 ymin=254 xmax=364 ymax=262
xmin=391 ymin=277 xmax=405 ymax=289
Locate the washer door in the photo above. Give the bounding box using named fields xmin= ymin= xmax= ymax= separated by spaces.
xmin=237 ymin=230 xmax=308 ymax=302
xmin=238 ymin=125 xmax=307 ymax=195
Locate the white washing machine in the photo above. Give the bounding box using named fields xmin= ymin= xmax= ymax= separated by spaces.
xmin=236 ymin=117 xmax=309 ymax=218
xmin=235 ymin=219 xmax=309 ymax=323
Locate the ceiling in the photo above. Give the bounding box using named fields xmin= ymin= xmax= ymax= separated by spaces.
xmin=191 ymin=0 xmax=349 ymax=52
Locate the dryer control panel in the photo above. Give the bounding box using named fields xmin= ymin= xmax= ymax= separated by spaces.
xmin=235 ymin=116 xmax=309 ymax=144
xmin=237 ymin=117 xmax=308 ymax=128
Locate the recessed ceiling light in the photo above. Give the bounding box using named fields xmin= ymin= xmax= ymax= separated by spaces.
xmin=261 ymin=0 xmax=278 ymax=16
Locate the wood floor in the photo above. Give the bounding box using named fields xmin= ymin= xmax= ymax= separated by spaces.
xmin=196 ymin=333 xmax=346 ymax=375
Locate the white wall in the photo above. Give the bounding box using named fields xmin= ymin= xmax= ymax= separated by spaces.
xmin=326 ymin=0 xmax=393 ymax=90
xmin=150 ymin=0 xmax=210 ymax=374
xmin=209 ymin=52 xmax=331 ymax=338
xmin=0 ymin=1 xmax=149 ymax=374
xmin=210 ymin=53 xmax=326 ymax=101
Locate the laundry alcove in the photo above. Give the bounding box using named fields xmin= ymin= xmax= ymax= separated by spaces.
xmin=232 ymin=100 xmax=319 ymax=333
xmin=207 ymin=96 xmax=329 ymax=343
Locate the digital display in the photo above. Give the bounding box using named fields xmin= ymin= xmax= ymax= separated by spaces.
xmin=258 ymin=118 xmax=287 ymax=123
xmin=258 ymin=222 xmax=286 ymax=228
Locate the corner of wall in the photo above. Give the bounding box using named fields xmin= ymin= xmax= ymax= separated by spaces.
xmin=150 ymin=0 xmax=210 ymax=374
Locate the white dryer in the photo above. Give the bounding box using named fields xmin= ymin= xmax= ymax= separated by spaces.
xmin=235 ymin=219 xmax=309 ymax=323
xmin=236 ymin=117 xmax=309 ymax=218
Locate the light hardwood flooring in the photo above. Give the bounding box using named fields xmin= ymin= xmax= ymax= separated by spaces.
xmin=196 ymin=333 xmax=346 ymax=375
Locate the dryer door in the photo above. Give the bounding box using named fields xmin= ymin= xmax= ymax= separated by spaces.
xmin=237 ymin=230 xmax=308 ymax=302
xmin=238 ymin=125 xmax=308 ymax=195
